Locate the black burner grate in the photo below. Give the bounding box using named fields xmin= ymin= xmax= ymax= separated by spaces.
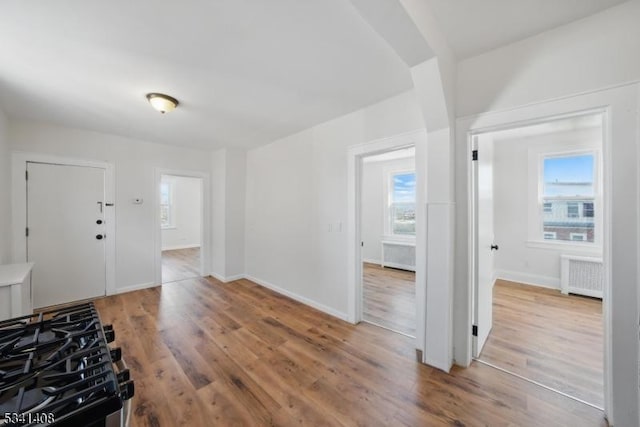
xmin=0 ymin=303 xmax=130 ymax=426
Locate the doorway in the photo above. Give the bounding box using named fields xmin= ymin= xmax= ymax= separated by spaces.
xmin=360 ymin=147 xmax=416 ymax=337
xmin=27 ymin=162 xmax=106 ymax=307
xmin=471 ymin=112 xmax=606 ymax=408
xmin=159 ymin=174 xmax=203 ymax=284
xmin=16 ymin=155 xmax=116 ymax=308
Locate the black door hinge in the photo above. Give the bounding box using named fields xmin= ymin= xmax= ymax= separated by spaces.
xmin=472 ymin=150 xmax=478 ymax=161
xmin=472 ymin=324 xmax=478 ymax=337
xmin=25 ymin=227 xmax=29 ymax=237
xmin=25 ymin=170 xmax=28 ymax=180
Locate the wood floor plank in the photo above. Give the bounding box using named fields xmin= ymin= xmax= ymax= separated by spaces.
xmin=150 ymin=355 xmax=212 ymax=427
xmin=362 ymin=262 xmax=416 ymax=335
xmin=161 ymin=247 xmax=201 ymax=284
xmin=92 ymin=276 xmax=607 ymax=427
xmin=479 ymin=279 xmax=604 ymax=407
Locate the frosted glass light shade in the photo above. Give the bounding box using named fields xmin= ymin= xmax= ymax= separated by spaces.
xmin=146 ymin=93 xmax=179 ymax=114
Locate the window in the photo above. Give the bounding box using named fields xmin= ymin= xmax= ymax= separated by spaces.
xmin=160 ymin=180 xmax=175 ymax=228
xmin=389 ymin=172 xmax=416 ymax=236
xmin=541 ymin=153 xmax=595 ymax=243
xmin=583 ymin=202 xmax=594 ymax=218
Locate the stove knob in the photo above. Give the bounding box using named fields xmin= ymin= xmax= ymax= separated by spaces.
xmin=119 ymin=380 xmax=135 ymax=400
xmin=104 ymin=328 xmax=115 ymax=343
xmin=117 ymin=368 xmax=130 ymax=383
xmin=110 ymin=347 xmax=122 ymax=362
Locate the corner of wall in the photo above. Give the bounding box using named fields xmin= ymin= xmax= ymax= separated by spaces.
xmin=224 ymin=148 xmax=247 ymax=278
xmin=210 ymin=148 xmax=227 ymax=278
xmin=210 ymin=147 xmax=248 ymax=280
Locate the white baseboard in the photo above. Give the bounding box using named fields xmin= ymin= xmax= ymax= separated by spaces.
xmin=245 ymin=274 xmax=349 ymax=322
xmin=362 ymin=258 xmax=381 ymax=265
xmin=162 ymin=244 xmax=201 ymax=251
xmin=495 ymin=269 xmax=560 ymax=290
xmin=209 ymin=272 xmax=226 ymax=282
xmin=118 ymin=272 xmax=349 ymax=323
xmin=115 ymin=281 xmax=158 ymax=294
xmin=209 ymin=272 xmax=247 ymax=283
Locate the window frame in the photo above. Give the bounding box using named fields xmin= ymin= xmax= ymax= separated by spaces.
xmin=527 ymin=145 xmax=602 ymax=250
xmin=160 ymin=179 xmax=176 ymax=229
xmin=383 ymin=167 xmax=416 ymax=239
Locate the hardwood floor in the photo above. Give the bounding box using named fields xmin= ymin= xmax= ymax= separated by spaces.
xmin=479 ymin=279 xmax=603 ymax=408
xmin=161 ymin=247 xmax=200 ymax=283
xmin=362 ymin=262 xmax=415 ymax=336
xmin=94 ymin=276 xmax=606 ymax=426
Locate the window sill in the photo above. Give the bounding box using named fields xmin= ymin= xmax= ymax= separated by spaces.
xmin=526 ymin=240 xmax=602 ymax=255
xmin=381 ymin=235 xmax=416 ymax=245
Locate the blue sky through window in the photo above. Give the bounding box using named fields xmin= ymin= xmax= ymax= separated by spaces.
xmin=393 ymin=173 xmax=416 ymax=203
xmin=544 ymin=155 xmax=593 ymax=183
xmin=543 ymin=154 xmax=594 ymax=196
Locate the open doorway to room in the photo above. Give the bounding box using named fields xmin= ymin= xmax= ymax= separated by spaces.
xmin=160 ymin=174 xmax=203 ymax=284
xmin=471 ymin=112 xmax=606 ymax=408
xmin=360 ymin=147 xmax=416 ymax=337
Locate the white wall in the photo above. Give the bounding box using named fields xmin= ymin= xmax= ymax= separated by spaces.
xmin=225 ymin=149 xmax=246 ymax=279
xmin=245 ymin=90 xmax=424 ymax=318
xmin=457 ymin=1 xmax=640 ymax=117
xmin=9 ymin=120 xmax=212 ymax=291
xmin=211 ymin=149 xmax=226 ymax=277
xmin=209 ymin=148 xmax=246 ymax=281
xmin=0 ymin=109 xmax=10 ymax=264
xmin=493 ymin=127 xmax=602 ymax=288
xmin=361 ymin=156 xmax=414 ymax=263
xmin=161 ymin=176 xmax=202 ymax=250
xmin=454 ymin=5 xmax=640 ymax=424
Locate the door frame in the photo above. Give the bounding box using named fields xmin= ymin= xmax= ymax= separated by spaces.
xmin=458 ymin=84 xmax=640 ymax=425
xmin=154 ymin=168 xmax=210 ymax=285
xmin=12 ymin=151 xmax=116 ymax=296
xmin=347 ymin=129 xmax=427 ymax=353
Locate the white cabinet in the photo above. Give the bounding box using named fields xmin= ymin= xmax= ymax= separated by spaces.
xmin=0 ymin=263 xmax=34 ymax=321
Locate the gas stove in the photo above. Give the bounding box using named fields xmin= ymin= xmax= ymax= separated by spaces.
xmin=0 ymin=302 xmax=133 ymax=427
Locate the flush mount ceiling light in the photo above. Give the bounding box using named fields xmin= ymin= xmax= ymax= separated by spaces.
xmin=146 ymin=93 xmax=179 ymax=114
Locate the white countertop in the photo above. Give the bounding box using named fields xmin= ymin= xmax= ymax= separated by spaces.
xmin=0 ymin=262 xmax=34 ymax=287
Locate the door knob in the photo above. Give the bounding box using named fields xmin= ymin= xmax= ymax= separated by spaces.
xmin=96 ymin=234 xmax=104 ymax=240
xmin=491 ymin=244 xmax=499 ymax=251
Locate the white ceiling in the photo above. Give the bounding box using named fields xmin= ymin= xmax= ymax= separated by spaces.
xmin=425 ymin=0 xmax=629 ymax=59
xmin=0 ymin=0 xmax=413 ymax=149
xmin=0 ymin=1 xmax=629 ymax=150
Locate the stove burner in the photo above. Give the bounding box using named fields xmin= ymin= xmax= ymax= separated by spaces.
xmin=0 ymin=303 xmax=133 ymax=426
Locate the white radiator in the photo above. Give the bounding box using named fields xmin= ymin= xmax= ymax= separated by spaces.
xmin=560 ymin=255 xmax=603 ymax=298
xmin=381 ymin=240 xmax=416 ymax=271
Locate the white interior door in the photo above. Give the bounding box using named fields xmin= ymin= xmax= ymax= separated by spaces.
xmin=27 ymin=162 xmax=106 ymax=308
xmin=473 ymin=137 xmax=496 ymax=357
